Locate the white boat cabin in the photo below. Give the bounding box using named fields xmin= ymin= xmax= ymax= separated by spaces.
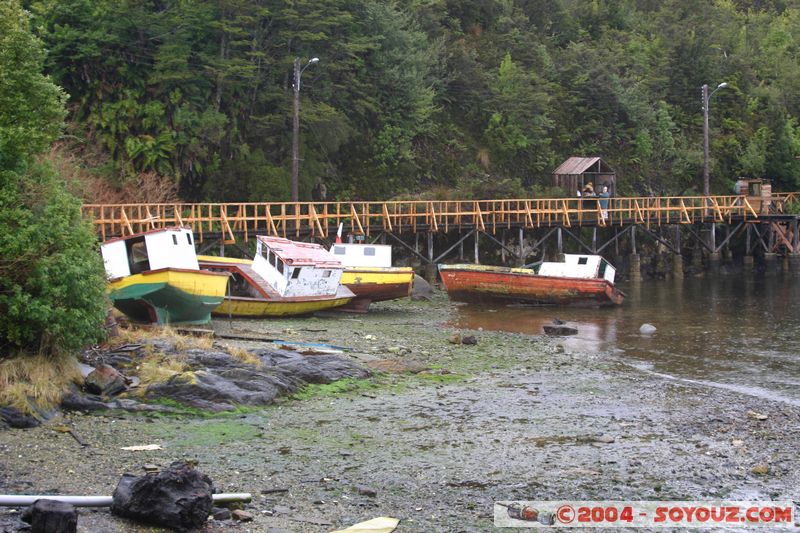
xmin=254 ymin=236 xmax=344 ymax=297
xmin=538 ymin=254 xmax=616 ymax=284
xmin=329 ymin=243 xmax=392 ymax=268
xmin=101 ymin=228 xmax=199 ymax=279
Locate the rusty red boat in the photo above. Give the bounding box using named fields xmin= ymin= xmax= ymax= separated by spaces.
xmin=438 ymin=254 xmax=624 ymax=306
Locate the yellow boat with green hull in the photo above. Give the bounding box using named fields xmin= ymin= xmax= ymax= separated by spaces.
xmin=101 ymin=228 xmax=228 ymax=324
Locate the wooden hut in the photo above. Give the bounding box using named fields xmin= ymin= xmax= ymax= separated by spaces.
xmin=553 ymin=157 xmax=616 ymax=196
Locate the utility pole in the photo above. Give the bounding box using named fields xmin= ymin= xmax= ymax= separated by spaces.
xmin=292 ymin=57 xmax=301 ymax=202
xmin=291 ymin=57 xmax=319 ymax=202
xmin=702 ymin=83 xmax=710 ymax=198
xmin=702 ymin=81 xmax=728 ymax=198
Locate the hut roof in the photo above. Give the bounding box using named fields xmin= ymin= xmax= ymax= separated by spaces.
xmin=553 ymin=157 xmax=614 ymax=176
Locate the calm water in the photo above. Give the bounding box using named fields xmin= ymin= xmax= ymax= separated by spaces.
xmin=450 ymin=274 xmax=800 ymax=406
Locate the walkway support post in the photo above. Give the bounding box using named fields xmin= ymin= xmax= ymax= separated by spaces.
xmin=673 ymin=225 xmax=683 ymax=279
xmin=629 ymin=225 xmax=641 ymax=282
xmin=744 ymin=223 xmax=754 ymax=270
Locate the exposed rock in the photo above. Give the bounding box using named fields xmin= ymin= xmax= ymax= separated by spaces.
xmin=448 ymin=333 xmax=461 ymax=344
xmin=543 ymin=325 xmax=578 ymax=336
xmin=366 ymin=359 xmax=429 ymax=374
xmin=592 ymin=434 xmax=616 ymax=444
xmin=411 ymin=274 xmax=434 ymax=300
xmin=211 ymin=507 xmax=231 ymax=521
xmin=145 ymin=349 xmax=370 ymax=411
xmin=85 ymin=364 xmax=127 ymax=396
xmin=356 ymin=485 xmax=378 ymax=498
xmin=0 ymin=406 xmax=41 ymax=429
xmin=231 ymin=509 xmax=254 ymax=522
xmin=461 ymin=335 xmax=478 ymax=345
xmin=639 ymin=323 xmax=657 ymax=334
xmin=111 ymin=461 xmax=215 ymax=531
xmin=21 ymin=499 xmax=77 ymax=533
xmin=60 ymin=384 xmax=108 ymax=412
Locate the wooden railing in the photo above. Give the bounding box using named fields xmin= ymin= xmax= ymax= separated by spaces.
xmin=82 ymin=193 xmax=799 ymax=242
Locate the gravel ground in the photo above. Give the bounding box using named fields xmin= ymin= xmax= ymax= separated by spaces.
xmin=2 ymin=295 xmax=799 ymax=532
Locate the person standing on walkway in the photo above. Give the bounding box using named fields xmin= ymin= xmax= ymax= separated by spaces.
xmin=598 ymin=185 xmax=610 ymax=221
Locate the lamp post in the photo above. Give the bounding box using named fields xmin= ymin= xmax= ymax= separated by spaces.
xmin=292 ymin=56 xmax=319 ymax=202
xmin=702 ymin=81 xmax=728 ymax=197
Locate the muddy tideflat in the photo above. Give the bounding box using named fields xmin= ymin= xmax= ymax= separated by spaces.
xmin=1 ymin=293 xmax=799 ymax=532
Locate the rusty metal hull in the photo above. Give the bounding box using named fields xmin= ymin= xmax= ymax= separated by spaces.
xmin=438 ymin=265 xmax=624 ymax=307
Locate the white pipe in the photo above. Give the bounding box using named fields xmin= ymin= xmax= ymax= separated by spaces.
xmin=0 ymin=493 xmax=251 ymax=507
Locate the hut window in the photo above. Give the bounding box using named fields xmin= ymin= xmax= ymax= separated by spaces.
xmin=172 ymin=235 xmax=178 ymax=245
xmin=186 ymin=233 xmax=193 ymax=245
xmin=333 ymin=246 xmax=346 ymax=255
xmin=578 ymin=257 xmax=588 ymax=265
xmin=292 ymin=267 xmax=302 ymax=279
xmin=363 ymin=247 xmax=376 ymax=256
xmin=323 ymin=270 xmax=332 ymax=278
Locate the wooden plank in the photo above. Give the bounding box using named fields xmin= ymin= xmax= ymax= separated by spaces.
xmin=350 ymin=204 xmax=364 ymax=235
xmin=382 ymin=203 xmax=393 ymax=232
xmin=120 ymin=208 xmax=133 ymax=236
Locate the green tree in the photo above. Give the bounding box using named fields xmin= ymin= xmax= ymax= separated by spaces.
xmin=0 ymin=0 xmax=107 ymax=355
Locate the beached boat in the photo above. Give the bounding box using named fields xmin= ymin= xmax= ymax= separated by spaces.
xmin=329 ymin=243 xmax=414 ymax=312
xmin=100 ymin=228 xmax=229 ymax=324
xmin=198 ymin=236 xmax=354 ymax=317
xmin=438 ymin=254 xmax=624 ymax=306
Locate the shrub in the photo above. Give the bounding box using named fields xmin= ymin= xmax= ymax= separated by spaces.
xmin=0 ymin=162 xmax=109 ymax=354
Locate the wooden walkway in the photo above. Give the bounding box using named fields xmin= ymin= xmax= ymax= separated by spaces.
xmin=82 ymin=193 xmax=798 ymax=243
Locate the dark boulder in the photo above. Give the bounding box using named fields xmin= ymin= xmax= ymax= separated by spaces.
xmin=111 ymin=461 xmax=215 ymax=532
xmin=84 ymin=364 xmax=127 ymax=396
xmin=543 ymin=325 xmax=578 ymax=336
xmin=60 ymin=384 xmax=108 ymax=412
xmin=0 ymin=406 xmax=42 ymax=429
xmin=21 ymin=499 xmax=77 ymax=533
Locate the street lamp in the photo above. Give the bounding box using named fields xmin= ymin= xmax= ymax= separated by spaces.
xmin=702 ymin=81 xmax=729 ymax=197
xmin=291 ymin=56 xmax=319 ymax=202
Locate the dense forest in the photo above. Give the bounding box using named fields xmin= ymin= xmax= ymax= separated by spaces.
xmin=24 ymin=0 xmax=800 ymax=201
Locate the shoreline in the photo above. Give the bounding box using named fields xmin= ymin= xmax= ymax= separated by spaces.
xmin=2 ymin=294 xmax=799 ymax=532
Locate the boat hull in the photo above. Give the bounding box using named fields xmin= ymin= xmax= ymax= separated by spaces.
xmin=198 ymin=257 xmax=355 ymax=317
xmin=107 ymin=269 xmax=228 ymax=324
xmin=213 ymin=294 xmax=354 ymax=318
xmin=338 ymin=267 xmax=414 ymax=312
xmin=439 ymin=265 xmax=624 ymax=306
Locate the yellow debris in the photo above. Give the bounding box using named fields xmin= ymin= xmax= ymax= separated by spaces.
xmin=330 ymin=516 xmax=400 ymax=533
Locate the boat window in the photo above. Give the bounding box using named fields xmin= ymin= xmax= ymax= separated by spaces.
xmin=323 ymin=270 xmax=332 ymax=278
xmin=292 ymin=267 xmax=301 ymax=279
xmin=578 ymin=257 xmax=588 ymax=265
xmin=333 ymin=246 xmax=346 ymax=255
xmin=277 ymin=258 xmax=284 ymax=274
xmin=126 ymin=238 xmax=150 ymax=274
xmin=172 ymin=234 xmax=178 ymax=245
xmin=363 ymin=247 xmax=376 ymax=256
xmin=186 ymin=233 xmax=193 ymax=246
xmin=267 ymin=249 xmax=275 ymax=265
xmin=599 ymin=261 xmax=608 ymax=278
